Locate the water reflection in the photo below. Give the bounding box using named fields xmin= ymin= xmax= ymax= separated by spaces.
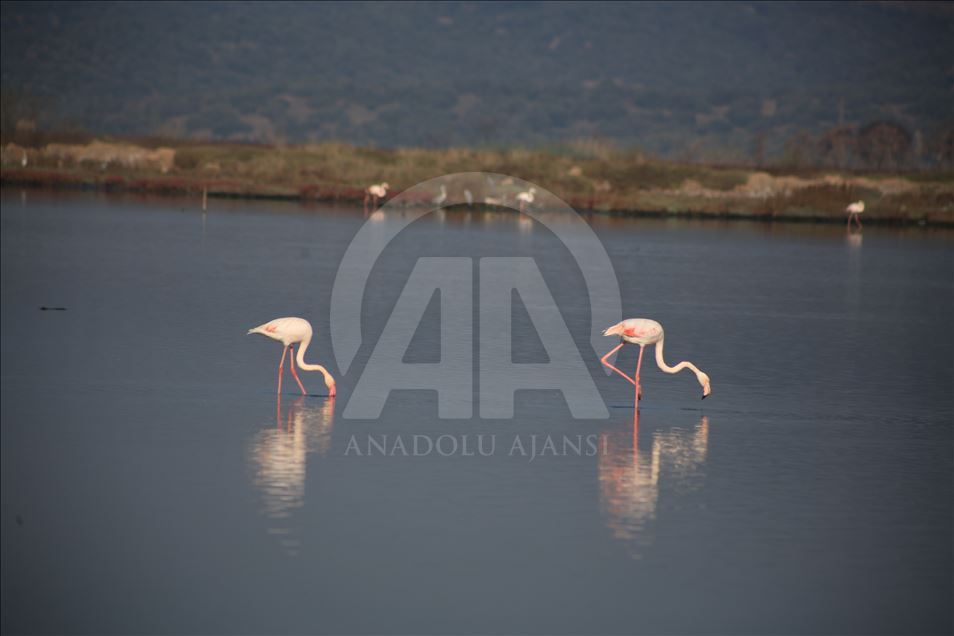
xmin=846 ymin=228 xmax=863 ymax=248
xmin=248 ymin=396 xmax=335 ymax=556
xmin=598 ymin=416 xmax=709 ymax=559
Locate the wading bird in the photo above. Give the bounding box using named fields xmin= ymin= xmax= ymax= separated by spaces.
xmin=248 ymin=317 xmax=336 ymax=397
xmin=364 ymin=182 xmax=389 ymax=211
xmin=433 ymin=184 xmax=447 ymax=206
xmin=601 ymin=319 xmax=710 ymax=409
xmin=846 ymin=200 xmax=864 ymax=229
xmin=516 ymin=187 xmax=536 ymax=212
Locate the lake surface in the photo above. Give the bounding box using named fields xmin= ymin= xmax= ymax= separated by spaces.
xmin=2 ymin=191 xmax=952 ymax=634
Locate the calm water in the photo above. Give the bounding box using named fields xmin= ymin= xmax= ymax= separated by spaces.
xmin=2 ymin=191 xmax=952 ymax=634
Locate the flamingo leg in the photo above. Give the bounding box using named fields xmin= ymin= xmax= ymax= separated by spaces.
xmin=634 ymin=344 xmax=645 ymax=408
xmin=287 ymin=345 xmax=308 ymax=395
xmin=601 ymin=342 xmax=637 ymax=387
xmin=856 ymin=214 xmax=863 ymax=229
xmin=277 ymin=346 xmax=288 ymax=395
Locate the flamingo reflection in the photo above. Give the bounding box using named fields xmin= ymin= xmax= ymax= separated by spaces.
xmin=249 ymin=395 xmax=335 ymax=556
xmin=598 ymin=416 xmax=709 ymax=559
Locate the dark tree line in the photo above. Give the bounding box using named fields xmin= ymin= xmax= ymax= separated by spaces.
xmin=784 ymin=121 xmax=952 ymax=170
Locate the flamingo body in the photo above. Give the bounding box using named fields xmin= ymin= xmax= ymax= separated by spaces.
xmin=608 ymin=318 xmax=664 ymax=346
xmin=248 ymin=317 xmax=336 ymax=397
xmin=367 ymin=182 xmax=389 ymax=199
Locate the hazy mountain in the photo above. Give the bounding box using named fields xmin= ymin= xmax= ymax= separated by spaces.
xmin=2 ymin=1 xmax=952 ymax=159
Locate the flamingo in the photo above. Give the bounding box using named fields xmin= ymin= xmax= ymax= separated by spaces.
xmin=601 ymin=319 xmax=710 ymax=409
xmin=364 ymin=182 xmax=389 ymax=211
xmin=433 ymin=184 xmax=447 ymax=206
xmin=464 ymin=189 xmax=474 ymax=207
xmin=248 ymin=317 xmax=336 ymax=397
xmin=516 ymin=187 xmax=536 ymax=212
xmin=845 ymin=200 xmax=864 ymax=229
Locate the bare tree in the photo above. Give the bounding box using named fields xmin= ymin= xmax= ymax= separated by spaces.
xmin=856 ymin=121 xmax=912 ymax=170
xmin=817 ymin=125 xmax=856 ymax=169
xmin=1 ymin=90 xmax=42 ymax=141
xmin=752 ymin=130 xmax=767 ymax=168
xmin=783 ymin=131 xmax=817 ymax=169
xmin=930 ymin=125 xmax=954 ymax=168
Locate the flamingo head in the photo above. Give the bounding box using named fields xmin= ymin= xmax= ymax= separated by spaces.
xmin=315 ymin=367 xmax=337 ymax=398
xmin=602 ymin=322 xmax=625 ymax=338
xmin=697 ymin=371 xmax=711 ymax=400
xmin=381 ymin=182 xmax=390 ymax=190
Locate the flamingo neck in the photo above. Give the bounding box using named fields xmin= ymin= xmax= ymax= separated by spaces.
xmin=654 ymin=334 xmax=703 ymax=377
xmin=295 ymin=335 xmax=335 ymax=386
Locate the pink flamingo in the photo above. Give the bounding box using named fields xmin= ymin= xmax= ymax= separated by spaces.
xmin=248 ymin=317 xmax=336 ymax=397
xmin=364 ymin=182 xmax=390 ymax=212
xmin=516 ymin=187 xmax=536 ymax=212
xmin=845 ymin=200 xmax=864 ymax=229
xmin=601 ymin=319 xmax=711 ymax=409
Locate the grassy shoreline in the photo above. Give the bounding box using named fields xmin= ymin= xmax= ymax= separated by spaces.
xmin=2 ymin=139 xmax=952 ymax=225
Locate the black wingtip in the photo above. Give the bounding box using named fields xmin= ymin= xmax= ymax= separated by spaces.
xmin=701 ymin=394 xmax=707 ymax=400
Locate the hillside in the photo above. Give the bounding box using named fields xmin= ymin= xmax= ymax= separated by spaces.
xmin=2 ymin=2 xmax=953 ymax=162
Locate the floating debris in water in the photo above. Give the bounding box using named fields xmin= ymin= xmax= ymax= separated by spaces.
xmin=39 ymin=306 xmax=67 ymax=311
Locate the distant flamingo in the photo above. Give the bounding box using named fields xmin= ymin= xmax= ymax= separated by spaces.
xmin=248 ymin=317 xmax=336 ymax=397
xmin=846 ymin=200 xmax=864 ymax=229
xmin=601 ymin=319 xmax=710 ymax=409
xmin=364 ymin=182 xmax=389 ymax=211
xmin=433 ymin=184 xmax=447 ymax=206
xmin=516 ymin=187 xmax=536 ymax=212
